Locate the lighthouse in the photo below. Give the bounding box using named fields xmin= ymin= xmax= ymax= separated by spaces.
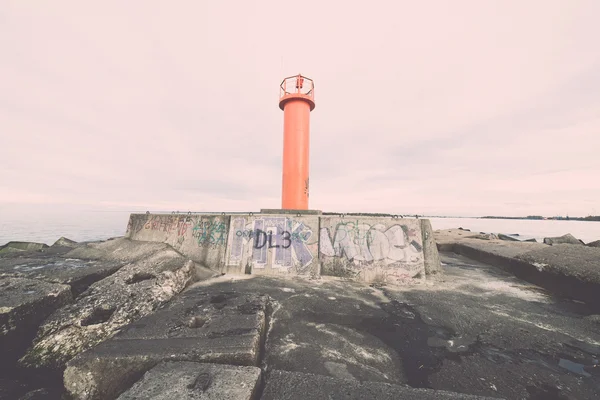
xmin=279 ymin=74 xmax=315 ymax=210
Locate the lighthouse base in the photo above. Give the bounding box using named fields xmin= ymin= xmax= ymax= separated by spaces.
xmin=125 ymin=211 xmax=441 ymax=285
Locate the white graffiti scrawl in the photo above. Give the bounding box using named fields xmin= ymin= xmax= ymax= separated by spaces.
xmin=319 ymin=221 xmax=423 ymax=264
xmin=227 ymin=217 xmax=314 ymax=270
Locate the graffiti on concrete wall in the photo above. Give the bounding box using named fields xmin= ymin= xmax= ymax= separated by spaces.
xmin=227 ymin=217 xmax=314 ymax=270
xmin=192 ymin=219 xmax=227 ymax=247
xmin=126 ymin=214 xmax=191 ymax=236
xmin=127 ymin=214 xmax=228 ymax=248
xmin=319 ymin=220 xmax=423 ymax=264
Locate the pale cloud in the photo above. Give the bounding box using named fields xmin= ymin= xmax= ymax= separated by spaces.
xmin=1 ymin=0 xmax=599 ymax=217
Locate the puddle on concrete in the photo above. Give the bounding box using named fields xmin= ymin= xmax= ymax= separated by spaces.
xmin=558 ymin=358 xmax=591 ymax=377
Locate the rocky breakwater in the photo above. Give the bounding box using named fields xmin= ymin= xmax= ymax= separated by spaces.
xmin=0 ymin=236 xmax=216 ymax=399
xmin=435 ymin=228 xmax=600 ymax=309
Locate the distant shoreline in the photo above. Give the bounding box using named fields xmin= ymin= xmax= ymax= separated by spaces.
xmin=421 ymin=216 xmax=600 ymax=222
xmin=480 ymin=216 xmax=600 ymax=222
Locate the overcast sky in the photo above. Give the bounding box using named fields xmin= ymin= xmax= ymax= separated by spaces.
xmin=1 ymin=1 xmax=599 ymax=217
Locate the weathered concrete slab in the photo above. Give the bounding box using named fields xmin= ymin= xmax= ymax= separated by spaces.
xmin=195 ymin=276 xmax=416 ymax=385
xmin=63 ymin=288 xmax=269 ymax=400
xmin=517 ymin=244 xmax=600 ymax=283
xmin=384 ymin=252 xmax=600 ymax=399
xmin=434 ymin=229 xmax=546 ymax=255
xmin=224 ymin=214 xmax=319 ymax=276
xmin=0 ymin=241 xmax=49 ymax=254
xmin=0 ymin=277 xmax=71 ymax=366
xmin=420 ymin=219 xmax=441 ymax=275
xmin=434 ymin=229 xmax=600 ymax=308
xmin=66 ymin=237 xmax=175 ymax=263
xmin=261 ymin=370 xmax=502 ymax=400
xmin=319 ymin=216 xmax=426 ymax=282
xmin=0 ymin=257 xmax=123 ymax=296
xmin=116 ymin=361 xmax=261 ymax=400
xmin=543 ymin=233 xmax=585 ymax=245
xmin=190 ymin=268 xmax=600 ymax=399
xmin=126 ymin=214 xmax=229 ymax=272
xmin=497 ymin=233 xmax=519 ymax=241
xmin=52 ymin=237 xmax=78 ymax=248
xmin=20 ymin=248 xmax=194 ymax=371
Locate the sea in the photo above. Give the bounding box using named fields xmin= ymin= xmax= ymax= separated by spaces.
xmin=1 ymin=210 xmax=599 ymax=247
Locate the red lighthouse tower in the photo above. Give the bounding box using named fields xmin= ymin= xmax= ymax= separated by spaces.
xmin=279 ymin=74 xmax=315 ymax=210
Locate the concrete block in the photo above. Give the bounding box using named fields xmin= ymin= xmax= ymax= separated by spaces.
xmin=0 ymin=256 xmax=123 ymax=296
xmin=543 ymin=233 xmax=584 ymax=245
xmin=51 ymin=237 xmax=78 ymax=248
xmin=66 ymin=237 xmax=175 ymax=263
xmin=0 ymin=277 xmax=71 ymax=366
xmin=224 ymin=214 xmax=319 ymax=276
xmin=0 ymin=241 xmax=49 ymax=254
xmin=20 ymin=248 xmax=194 ymax=370
xmin=420 ymin=219 xmax=441 ymax=275
xmin=64 ymin=288 xmax=269 ymax=400
xmin=261 ymin=370 xmax=502 ymax=400
xmin=437 ymin=231 xmax=600 ymax=308
xmin=117 ymin=361 xmax=261 ymax=400
xmin=125 ymin=214 xmax=229 ymax=272
xmin=319 ymin=217 xmax=426 ymax=283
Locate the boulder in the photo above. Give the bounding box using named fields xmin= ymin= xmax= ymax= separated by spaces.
xmin=116 ymin=362 xmax=261 ymax=400
xmin=543 ymin=234 xmax=584 ymax=246
xmin=497 ymin=234 xmax=519 ymax=242
xmin=586 ymin=240 xmax=600 ymax=248
xmin=467 ymin=233 xmax=499 ymax=241
xmin=51 ymin=237 xmax=78 ymax=248
xmin=0 ymin=241 xmax=49 ymax=254
xmin=0 ymin=277 xmax=71 ymax=366
xmin=19 ymin=248 xmax=194 ymax=371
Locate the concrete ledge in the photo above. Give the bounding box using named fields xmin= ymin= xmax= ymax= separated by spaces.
xmin=436 ymin=230 xmax=600 ymax=309
xmin=261 ymin=370 xmax=502 ymax=399
xmin=260 ymin=209 xmax=322 ymax=215
xmin=116 ymin=361 xmax=261 ymax=400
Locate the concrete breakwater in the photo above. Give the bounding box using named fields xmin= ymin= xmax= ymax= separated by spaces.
xmin=2 ymin=220 xmax=600 ymax=399
xmin=436 ymin=229 xmax=600 ymax=309
xmin=125 ymin=212 xmax=441 ymax=284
